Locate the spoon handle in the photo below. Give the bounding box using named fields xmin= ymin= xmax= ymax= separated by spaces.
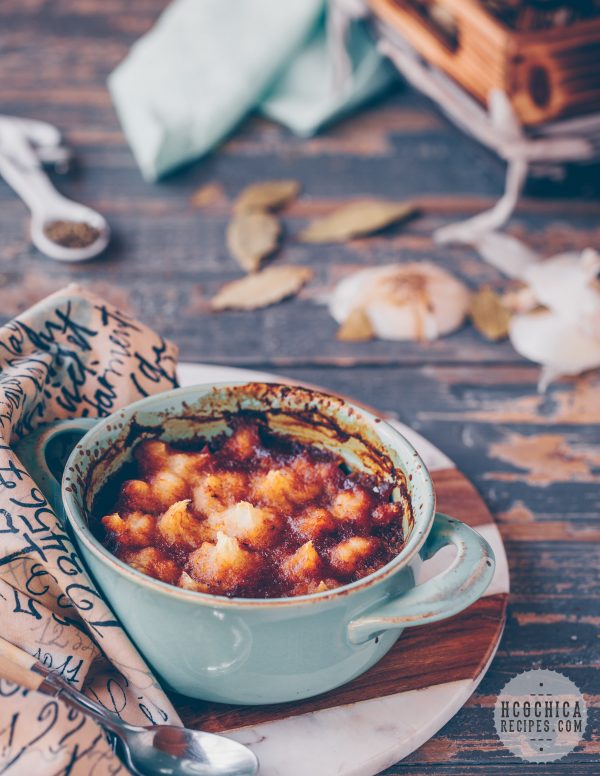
xmin=0 ymin=635 xmax=38 ymax=670
xmin=44 ymin=673 xmax=132 ymax=736
xmin=0 ymin=636 xmax=129 ymax=736
xmin=0 ymin=655 xmax=45 ymax=692
xmin=0 ymin=117 xmax=73 ymax=216
xmin=0 ymin=144 xmax=67 ymax=215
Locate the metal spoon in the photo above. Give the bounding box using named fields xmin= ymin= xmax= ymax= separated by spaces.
xmin=43 ymin=671 xmax=259 ymax=776
xmin=0 ymin=638 xmax=258 ymax=776
xmin=0 ymin=115 xmax=110 ymax=261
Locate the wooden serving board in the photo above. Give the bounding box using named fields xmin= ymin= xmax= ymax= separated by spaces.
xmin=173 ymin=363 xmax=509 ymax=776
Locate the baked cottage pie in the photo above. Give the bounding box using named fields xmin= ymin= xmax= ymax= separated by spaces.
xmin=98 ymin=417 xmax=411 ymax=598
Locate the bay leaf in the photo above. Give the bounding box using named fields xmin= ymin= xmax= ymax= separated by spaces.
xmin=234 ymin=179 xmax=301 ymax=213
xmin=212 ymin=266 xmax=313 ymax=311
xmin=469 ymin=287 xmax=511 ymax=340
xmin=336 ymin=308 xmax=375 ymax=342
xmin=190 ymin=182 xmax=225 ymax=208
xmin=226 ymin=211 xmax=281 ymax=273
xmin=299 ymin=199 xmax=417 ymax=243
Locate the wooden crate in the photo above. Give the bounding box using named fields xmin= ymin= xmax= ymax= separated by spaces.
xmin=368 ymin=0 xmax=600 ymax=125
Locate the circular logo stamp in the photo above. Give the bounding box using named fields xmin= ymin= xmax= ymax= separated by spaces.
xmin=494 ymin=669 xmax=587 ymax=763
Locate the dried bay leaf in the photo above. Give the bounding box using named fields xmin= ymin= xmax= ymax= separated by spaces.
xmin=234 ymin=179 xmax=301 ymax=213
xmin=190 ymin=182 xmax=226 ymax=208
xmin=336 ymin=308 xmax=374 ymax=342
xmin=299 ymin=199 xmax=417 ymax=243
xmin=212 ymin=266 xmax=313 ymax=311
xmin=469 ymin=287 xmax=511 ymax=340
xmin=226 ymin=211 xmax=281 ymax=273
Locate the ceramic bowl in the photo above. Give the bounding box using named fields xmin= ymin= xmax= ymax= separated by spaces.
xmin=19 ymin=382 xmax=495 ymax=704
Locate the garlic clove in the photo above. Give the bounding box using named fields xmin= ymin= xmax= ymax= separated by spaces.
xmin=329 ymin=266 xmax=387 ymax=325
xmin=366 ymin=299 xmax=439 ymax=341
xmin=509 ymin=309 xmax=600 ymax=390
xmin=475 ymin=232 xmax=540 ymax=279
xmin=522 ymin=248 xmax=600 ymax=334
xmin=329 ymin=262 xmax=470 ymax=341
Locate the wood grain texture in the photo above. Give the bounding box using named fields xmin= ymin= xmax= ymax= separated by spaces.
xmin=0 ymin=1 xmax=598 ymax=773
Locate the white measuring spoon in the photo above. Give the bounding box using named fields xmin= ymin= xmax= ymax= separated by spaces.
xmin=0 ymin=117 xmax=110 ymax=262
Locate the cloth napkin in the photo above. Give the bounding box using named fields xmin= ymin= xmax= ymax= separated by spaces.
xmin=0 ymin=285 xmax=180 ymax=774
xmin=109 ymin=0 xmax=396 ymax=180
xmin=261 ymin=7 xmax=394 ymax=138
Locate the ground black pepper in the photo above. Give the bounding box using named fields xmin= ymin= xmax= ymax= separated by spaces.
xmin=44 ymin=219 xmax=100 ymax=248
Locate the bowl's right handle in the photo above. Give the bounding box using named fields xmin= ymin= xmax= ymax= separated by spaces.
xmin=347 ymin=513 xmax=495 ymax=645
xmin=14 ymin=418 xmax=99 ymax=515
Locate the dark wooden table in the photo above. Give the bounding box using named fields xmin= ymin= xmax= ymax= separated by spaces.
xmin=1 ymin=2 xmax=598 ymax=773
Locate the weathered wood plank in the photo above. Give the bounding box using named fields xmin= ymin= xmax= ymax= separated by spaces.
xmin=0 ymin=231 xmax=594 ymax=367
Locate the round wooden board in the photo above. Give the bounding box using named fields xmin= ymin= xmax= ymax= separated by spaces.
xmin=173 ymin=363 xmax=509 ymax=776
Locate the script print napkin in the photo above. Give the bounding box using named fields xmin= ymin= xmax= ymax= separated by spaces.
xmin=0 ymin=285 xmax=182 ymax=774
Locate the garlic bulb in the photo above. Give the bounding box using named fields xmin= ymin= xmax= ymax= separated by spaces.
xmin=329 ymin=262 xmax=470 ymax=341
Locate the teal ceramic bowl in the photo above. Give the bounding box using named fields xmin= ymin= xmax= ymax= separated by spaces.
xmin=19 ymin=382 xmax=495 ymax=705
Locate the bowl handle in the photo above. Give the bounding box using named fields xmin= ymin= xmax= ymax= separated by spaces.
xmin=14 ymin=418 xmax=99 ymax=515
xmin=347 ymin=513 xmax=495 ymax=645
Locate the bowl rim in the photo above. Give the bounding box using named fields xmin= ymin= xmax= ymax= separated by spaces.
xmin=62 ymin=381 xmax=436 ymax=609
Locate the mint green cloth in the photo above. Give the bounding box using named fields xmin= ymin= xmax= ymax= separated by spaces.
xmin=262 ymin=15 xmax=395 ymax=137
xmin=109 ymin=0 xmax=396 ymax=181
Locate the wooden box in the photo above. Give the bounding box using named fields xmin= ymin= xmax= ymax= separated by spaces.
xmin=368 ymin=0 xmax=600 ymax=125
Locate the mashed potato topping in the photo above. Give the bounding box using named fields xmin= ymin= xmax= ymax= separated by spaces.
xmin=98 ymin=418 xmax=410 ymax=598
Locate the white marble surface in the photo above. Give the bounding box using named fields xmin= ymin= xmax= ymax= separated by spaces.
xmin=177 ymin=363 xmax=508 ymax=776
xmin=228 ymin=678 xmax=478 ymax=776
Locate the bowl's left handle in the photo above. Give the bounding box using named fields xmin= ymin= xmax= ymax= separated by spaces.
xmin=14 ymin=418 xmax=99 ymax=516
xmin=347 ymin=513 xmax=495 ymax=645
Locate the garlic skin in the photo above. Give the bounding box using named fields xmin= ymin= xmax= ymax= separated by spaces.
xmin=329 ymin=262 xmax=470 ymax=341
